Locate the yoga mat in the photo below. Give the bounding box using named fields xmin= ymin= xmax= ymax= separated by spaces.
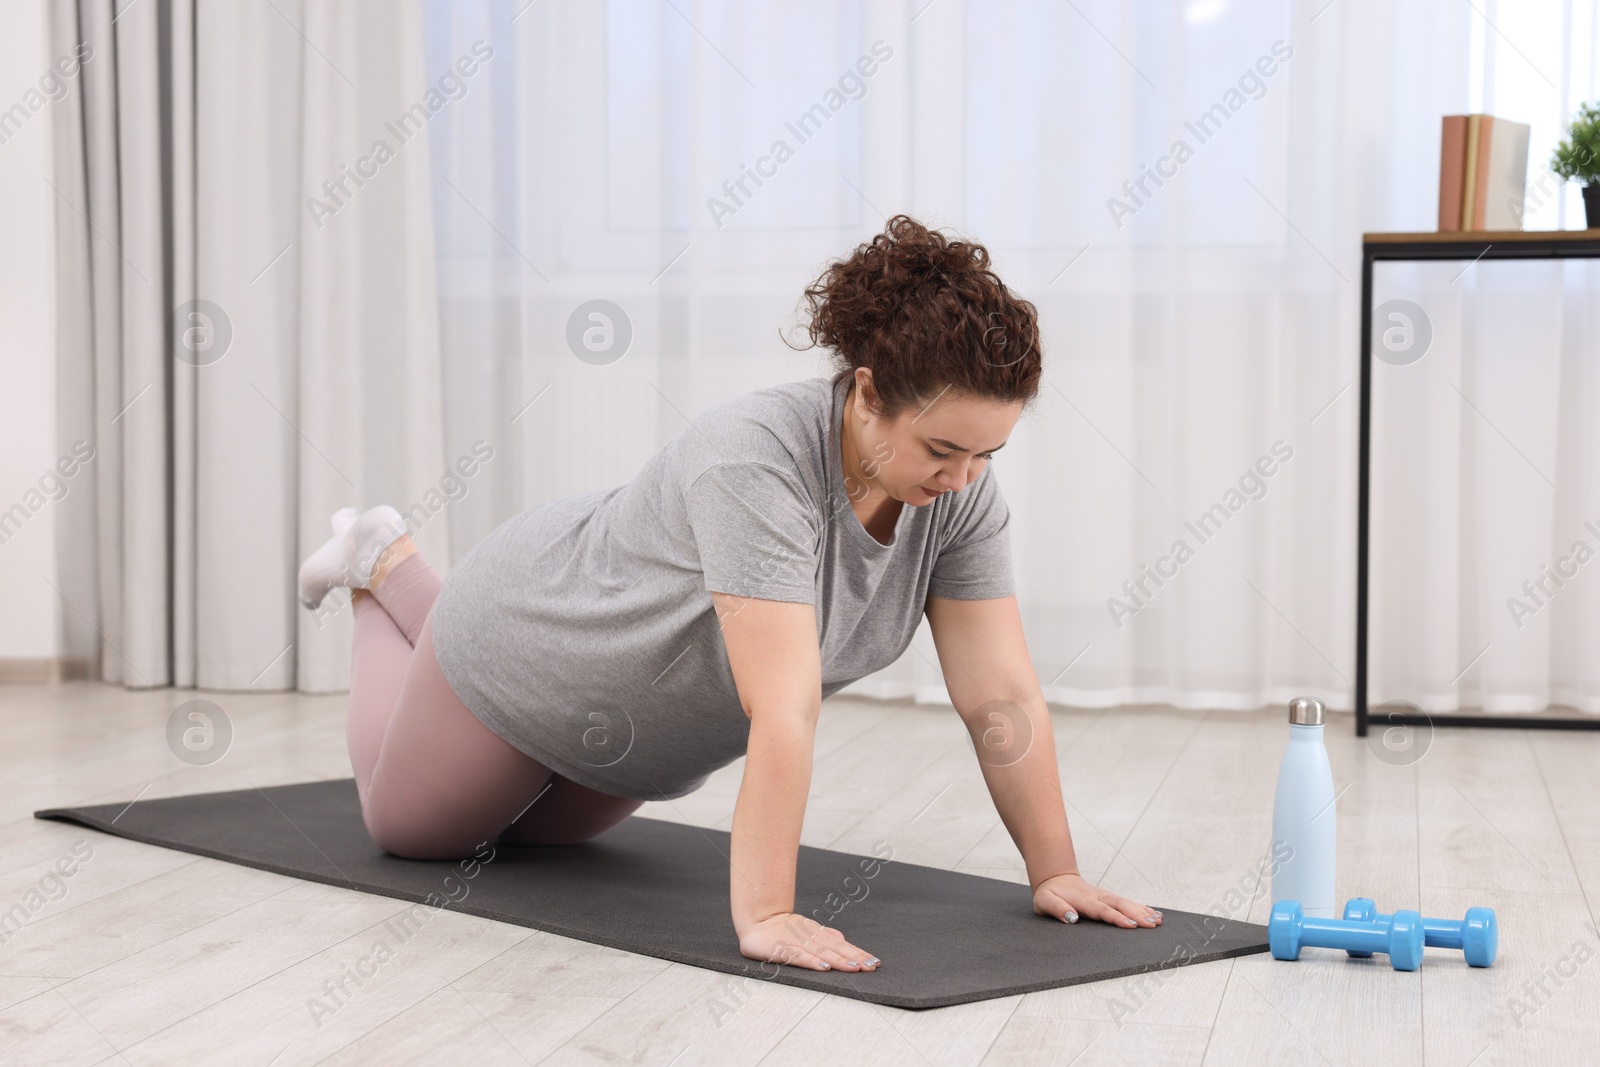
xmin=35 ymin=778 xmax=1268 ymax=1010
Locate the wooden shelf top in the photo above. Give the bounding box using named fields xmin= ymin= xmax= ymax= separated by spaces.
xmin=1364 ymin=229 xmax=1600 ymax=244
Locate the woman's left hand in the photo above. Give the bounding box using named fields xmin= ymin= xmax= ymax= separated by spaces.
xmin=1032 ymin=873 xmax=1163 ymax=929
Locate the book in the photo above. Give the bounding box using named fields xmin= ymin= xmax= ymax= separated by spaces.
xmin=1438 ymin=113 xmax=1531 ymax=231
xmin=1472 ymin=116 xmax=1530 ymax=229
xmin=1438 ymin=116 xmax=1467 ymax=231
xmin=1460 ymin=115 xmax=1483 ymax=229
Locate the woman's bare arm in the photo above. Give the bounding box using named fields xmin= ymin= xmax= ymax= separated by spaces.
xmin=714 ymin=591 xmax=817 ymax=928
xmin=710 ymin=590 xmax=879 ymax=971
xmin=925 ymin=593 xmax=1162 ymax=929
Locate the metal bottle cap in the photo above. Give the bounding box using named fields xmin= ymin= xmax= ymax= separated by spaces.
xmin=1288 ymin=697 xmax=1325 ymax=725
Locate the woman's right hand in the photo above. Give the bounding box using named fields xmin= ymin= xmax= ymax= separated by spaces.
xmin=737 ymin=912 xmax=880 ymax=973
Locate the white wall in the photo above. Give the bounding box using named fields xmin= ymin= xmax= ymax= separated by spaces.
xmin=0 ymin=0 xmax=62 ymax=660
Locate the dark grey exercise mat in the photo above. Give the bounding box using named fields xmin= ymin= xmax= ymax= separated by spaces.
xmin=35 ymin=778 xmax=1268 ymax=1010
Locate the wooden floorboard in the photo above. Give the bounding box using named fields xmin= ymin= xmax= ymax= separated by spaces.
xmin=0 ymin=681 xmax=1594 ymax=1065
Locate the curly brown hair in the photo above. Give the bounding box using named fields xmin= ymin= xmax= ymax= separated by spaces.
xmin=791 ymin=214 xmax=1043 ymax=421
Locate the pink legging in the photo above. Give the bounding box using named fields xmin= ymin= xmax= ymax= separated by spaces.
xmin=349 ymin=551 xmax=644 ymax=859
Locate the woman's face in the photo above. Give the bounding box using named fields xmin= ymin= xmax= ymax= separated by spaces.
xmin=845 ymin=373 xmax=1022 ymax=505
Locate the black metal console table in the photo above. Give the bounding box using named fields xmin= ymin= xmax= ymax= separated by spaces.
xmin=1357 ymin=229 xmax=1600 ymax=737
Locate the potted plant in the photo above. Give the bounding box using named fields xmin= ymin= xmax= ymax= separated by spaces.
xmin=1551 ymin=102 xmax=1600 ymax=228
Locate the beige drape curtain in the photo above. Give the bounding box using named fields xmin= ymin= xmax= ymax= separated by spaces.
xmin=50 ymin=0 xmax=450 ymax=692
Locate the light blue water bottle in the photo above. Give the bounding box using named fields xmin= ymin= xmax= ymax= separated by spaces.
xmin=1270 ymin=697 xmax=1336 ymax=919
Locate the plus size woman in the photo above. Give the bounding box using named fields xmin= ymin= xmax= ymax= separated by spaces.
xmin=298 ymin=214 xmax=1161 ymax=975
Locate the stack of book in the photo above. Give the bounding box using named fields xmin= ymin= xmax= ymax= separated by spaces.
xmin=1438 ymin=114 xmax=1530 ymax=231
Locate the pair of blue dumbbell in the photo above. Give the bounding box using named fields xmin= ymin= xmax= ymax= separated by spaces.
xmin=1269 ymin=898 xmax=1498 ymax=971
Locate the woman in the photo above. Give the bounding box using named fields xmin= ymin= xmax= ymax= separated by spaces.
xmin=298 ymin=214 xmax=1162 ymax=976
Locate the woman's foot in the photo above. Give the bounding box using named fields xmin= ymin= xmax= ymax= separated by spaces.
xmin=298 ymin=505 xmax=409 ymax=609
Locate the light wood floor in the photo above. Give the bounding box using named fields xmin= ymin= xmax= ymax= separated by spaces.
xmin=1 ymin=681 xmax=1596 ymax=1066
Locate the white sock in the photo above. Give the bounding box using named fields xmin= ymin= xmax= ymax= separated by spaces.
xmin=298 ymin=505 xmax=408 ymax=609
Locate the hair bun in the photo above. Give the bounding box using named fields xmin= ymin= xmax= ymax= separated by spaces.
xmin=790 ymin=214 xmax=1041 ymax=420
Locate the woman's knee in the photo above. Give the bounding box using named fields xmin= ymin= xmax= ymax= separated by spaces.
xmin=361 ymin=784 xmax=482 ymax=861
xmin=354 ymin=614 xmax=549 ymax=861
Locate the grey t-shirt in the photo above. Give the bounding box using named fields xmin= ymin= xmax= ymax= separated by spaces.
xmin=429 ymin=374 xmax=1015 ymax=801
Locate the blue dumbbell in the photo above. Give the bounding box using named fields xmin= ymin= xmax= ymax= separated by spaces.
xmin=1342 ymin=898 xmax=1497 ymax=968
xmin=1269 ymin=900 xmax=1425 ymax=971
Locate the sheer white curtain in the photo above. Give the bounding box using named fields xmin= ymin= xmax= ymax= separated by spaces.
xmin=422 ymin=0 xmax=1600 ymax=717
xmin=51 ymin=0 xmax=448 ymax=692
